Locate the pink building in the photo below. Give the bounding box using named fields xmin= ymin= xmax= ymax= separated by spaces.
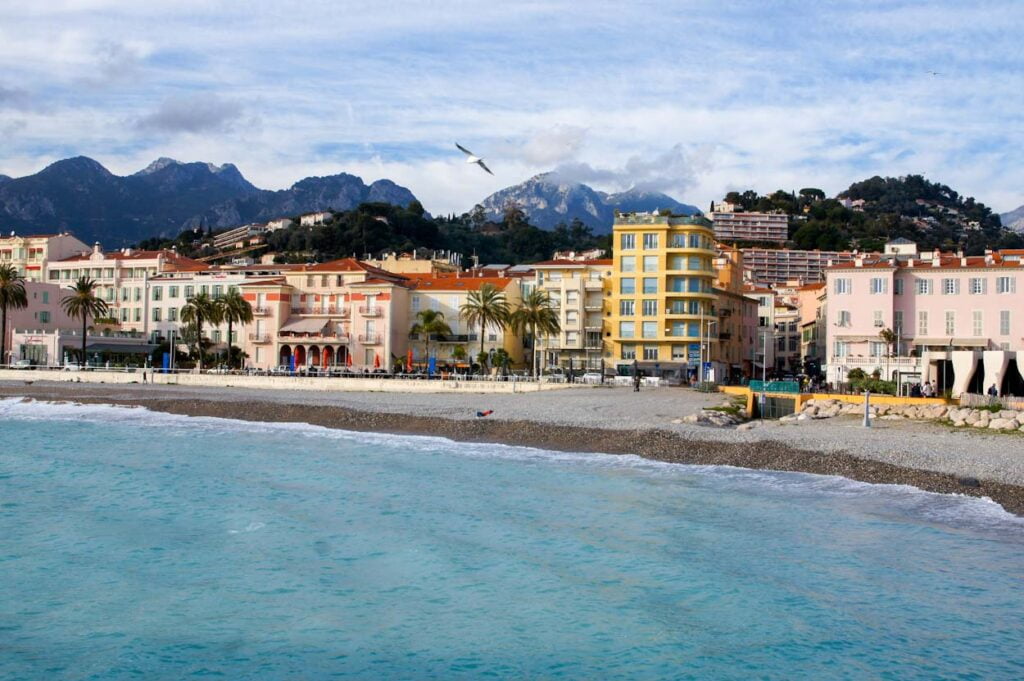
xmin=825 ymin=243 xmax=1024 ymax=396
xmin=3 ymin=281 xmax=78 ymax=365
xmin=240 ymin=258 xmax=411 ymax=371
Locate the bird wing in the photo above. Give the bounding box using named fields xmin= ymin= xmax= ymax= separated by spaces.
xmin=476 ymin=159 xmax=494 ymax=175
xmin=455 ymin=142 xmax=474 ymax=156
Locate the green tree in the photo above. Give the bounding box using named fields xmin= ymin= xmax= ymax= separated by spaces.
xmin=216 ymin=289 xmax=254 ymax=368
xmin=0 ymin=265 xmax=28 ymax=366
xmin=460 ymin=283 xmax=510 ymax=370
xmin=409 ymin=309 xmax=452 ymax=369
xmin=60 ymin=277 xmax=109 ymax=368
xmin=180 ymin=292 xmax=222 ymax=370
xmin=510 ymin=289 xmax=561 ymax=376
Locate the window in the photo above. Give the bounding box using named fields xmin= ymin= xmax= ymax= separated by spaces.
xmin=873 ymin=310 xmax=883 ymax=327
xmin=621 ymin=343 xmax=636 ymax=359
xmin=620 ymin=278 xmax=635 ymax=295
xmin=996 ymin=276 xmax=1016 ymax=294
xmin=184 ymin=286 xmax=194 ymax=298
xmin=833 ymin=278 xmax=851 ymax=295
xmin=169 ymin=285 xmax=179 ymax=298
xmin=670 ymin=321 xmax=686 ymax=336
xmin=566 ymin=311 xmax=579 ymax=325
xmin=620 ymin=256 xmax=636 ymax=272
xmin=411 ymin=296 xmax=421 ymax=312
xmin=133 ymin=288 xmax=142 ymax=302
xmin=688 ymin=322 xmax=699 ymax=337
xmin=915 ymin=279 xmax=932 ymax=295
xmin=152 ymin=286 xmax=162 ymax=301
xmin=566 ymin=291 xmax=578 ymax=304
xmin=894 ymin=279 xmax=904 ymax=295
xmin=106 ymin=288 xmax=115 ymax=302
xmin=688 ymin=256 xmax=703 ymax=271
xmin=945 ymin=311 xmax=955 ymax=335
xmin=642 ymin=278 xmax=657 ymax=294
xmin=619 ymin=321 xmax=635 ymax=338
xmin=212 ymin=330 xmax=222 ymax=343
xmin=833 ymin=341 xmax=848 ymax=358
xmin=619 ymin=300 xmax=635 ymax=316
xmin=41 ymin=292 xmax=49 ymax=304
xmin=620 ymin=233 xmax=635 ymax=250
xmin=689 ymin=233 xmax=701 ymax=248
xmin=1000 ymin=310 xmax=1010 ymax=336
xmin=152 ymin=308 xmax=161 ymax=322
xmin=213 ymin=285 xmax=224 ymax=298
xmin=917 ymin=310 xmax=928 ymax=335
xmin=642 ymin=233 xmax=658 ymax=249
xmin=641 ymin=299 xmax=657 ymax=316
xmin=893 ymin=310 xmax=903 ymax=333
xmin=973 ymin=310 xmax=983 ymax=337
xmin=870 ymin=278 xmax=888 ymax=294
xmin=642 ymin=255 xmax=658 ymax=272
xmin=120 ymin=308 xmax=129 ymax=322
xmin=168 ymin=307 xmax=178 ymax=322
xmin=133 ymin=308 xmax=141 ymax=322
xmin=672 ymin=345 xmax=686 ymax=360
xmin=869 ymin=341 xmax=886 ymax=357
xmin=565 ymin=331 xmax=579 ymax=344
xmin=788 ymin=337 xmax=798 ymax=352
xmin=969 ymin=278 xmax=986 ymax=295
xmin=941 ymin=278 xmax=960 ymax=295
xmin=643 ymin=345 xmax=658 ymax=360
xmin=836 ymin=310 xmax=850 ymax=326
xmin=641 ymin=321 xmax=657 ymax=338
xmin=39 ymin=311 xmax=50 ymax=323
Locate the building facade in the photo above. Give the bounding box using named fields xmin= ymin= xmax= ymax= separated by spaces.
xmin=609 ymin=213 xmax=717 ymax=380
xmin=0 ymin=232 xmax=89 ymax=281
xmin=239 ymin=259 xmax=411 ymax=371
xmin=47 ymin=246 xmax=208 ymax=334
xmin=531 ymin=259 xmax=611 ymax=371
xmin=2 ymin=281 xmax=78 ymax=364
xmin=711 ymin=211 xmax=789 ymax=243
xmin=741 ymin=248 xmax=854 ymax=285
xmin=825 ymin=243 xmax=1024 ymax=396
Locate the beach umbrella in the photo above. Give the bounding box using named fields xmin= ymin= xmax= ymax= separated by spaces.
xmin=374 ymin=353 xmax=381 ymax=369
xmin=346 ymin=351 xmax=353 ymax=368
xmin=406 ymin=348 xmax=413 ymax=372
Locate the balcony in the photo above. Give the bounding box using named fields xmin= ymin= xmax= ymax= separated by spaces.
xmin=248 ymin=334 xmax=271 ymax=344
xmin=358 ymin=306 xmax=383 ymax=317
xmin=584 ymin=302 xmax=603 ymax=311
xmin=358 ymin=333 xmax=382 ymax=344
xmin=252 ymin=307 xmax=270 ymax=316
xmin=583 ymin=280 xmax=603 ymax=291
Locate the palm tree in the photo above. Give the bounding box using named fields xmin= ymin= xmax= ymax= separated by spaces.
xmin=60 ymin=277 xmax=109 ymax=368
xmin=180 ymin=292 xmax=222 ymax=370
xmin=409 ymin=309 xmax=452 ymax=369
xmin=510 ymin=289 xmax=561 ymax=376
xmin=0 ymin=265 xmax=28 ymax=366
xmin=216 ymin=289 xmax=254 ymax=368
xmin=460 ymin=283 xmax=510 ymax=370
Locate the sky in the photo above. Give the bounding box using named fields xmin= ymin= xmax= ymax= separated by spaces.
xmin=0 ymin=0 xmax=1022 ymax=215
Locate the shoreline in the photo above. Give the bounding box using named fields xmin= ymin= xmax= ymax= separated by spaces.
xmin=4 ymin=382 xmax=1024 ymax=517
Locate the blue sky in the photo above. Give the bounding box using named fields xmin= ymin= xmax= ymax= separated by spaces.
xmin=1 ymin=0 xmax=1022 ymax=214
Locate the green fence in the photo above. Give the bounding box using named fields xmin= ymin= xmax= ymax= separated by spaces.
xmin=748 ymin=380 xmax=800 ymax=394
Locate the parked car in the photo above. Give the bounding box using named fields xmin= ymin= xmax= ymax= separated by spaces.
xmin=10 ymin=359 xmax=33 ymax=369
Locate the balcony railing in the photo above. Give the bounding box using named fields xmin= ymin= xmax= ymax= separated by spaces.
xmin=583 ymin=280 xmax=603 ymax=290
xmin=252 ymin=307 xmax=270 ymax=316
xmin=248 ymin=334 xmax=271 ymax=344
xmin=358 ymin=306 xmax=383 ymax=317
xmin=358 ymin=333 xmax=382 ymax=344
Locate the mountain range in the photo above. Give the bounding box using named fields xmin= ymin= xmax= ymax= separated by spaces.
xmin=475 ymin=173 xmax=699 ymax=233
xmin=1000 ymin=205 xmax=1024 ymax=233
xmin=0 ymin=157 xmax=419 ymax=247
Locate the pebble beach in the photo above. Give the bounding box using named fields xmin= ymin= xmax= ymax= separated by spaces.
xmin=3 ymin=380 xmax=1024 ymax=515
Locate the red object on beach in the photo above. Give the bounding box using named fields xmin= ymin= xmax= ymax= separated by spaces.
xmin=374 ymin=353 xmax=381 ymax=369
xmin=476 ymin=410 xmax=493 ymax=418
xmin=346 ymin=351 xmax=353 ymax=367
xmin=406 ymin=349 xmax=413 ymax=372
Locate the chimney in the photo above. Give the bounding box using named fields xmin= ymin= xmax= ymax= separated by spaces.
xmin=92 ymin=242 xmax=101 ymax=254
xmin=931 ymin=257 xmax=940 ymax=268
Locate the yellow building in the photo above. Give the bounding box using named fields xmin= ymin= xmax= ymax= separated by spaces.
xmin=609 ymin=213 xmax=717 ymax=380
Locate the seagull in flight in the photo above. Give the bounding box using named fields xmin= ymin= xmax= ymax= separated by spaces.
xmin=455 ymin=143 xmax=494 ymax=175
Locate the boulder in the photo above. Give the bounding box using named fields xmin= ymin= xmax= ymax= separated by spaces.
xmin=682 ymin=414 xmax=701 ymax=423
xmin=952 ymin=419 xmax=966 ymax=427
xmin=736 ymin=421 xmax=761 ymax=431
xmin=998 ymin=410 xmax=1019 ymax=421
xmin=988 ymin=418 xmax=1014 ymax=430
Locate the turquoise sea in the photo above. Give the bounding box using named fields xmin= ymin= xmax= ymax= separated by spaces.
xmin=1 ymin=398 xmax=1023 ymax=680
